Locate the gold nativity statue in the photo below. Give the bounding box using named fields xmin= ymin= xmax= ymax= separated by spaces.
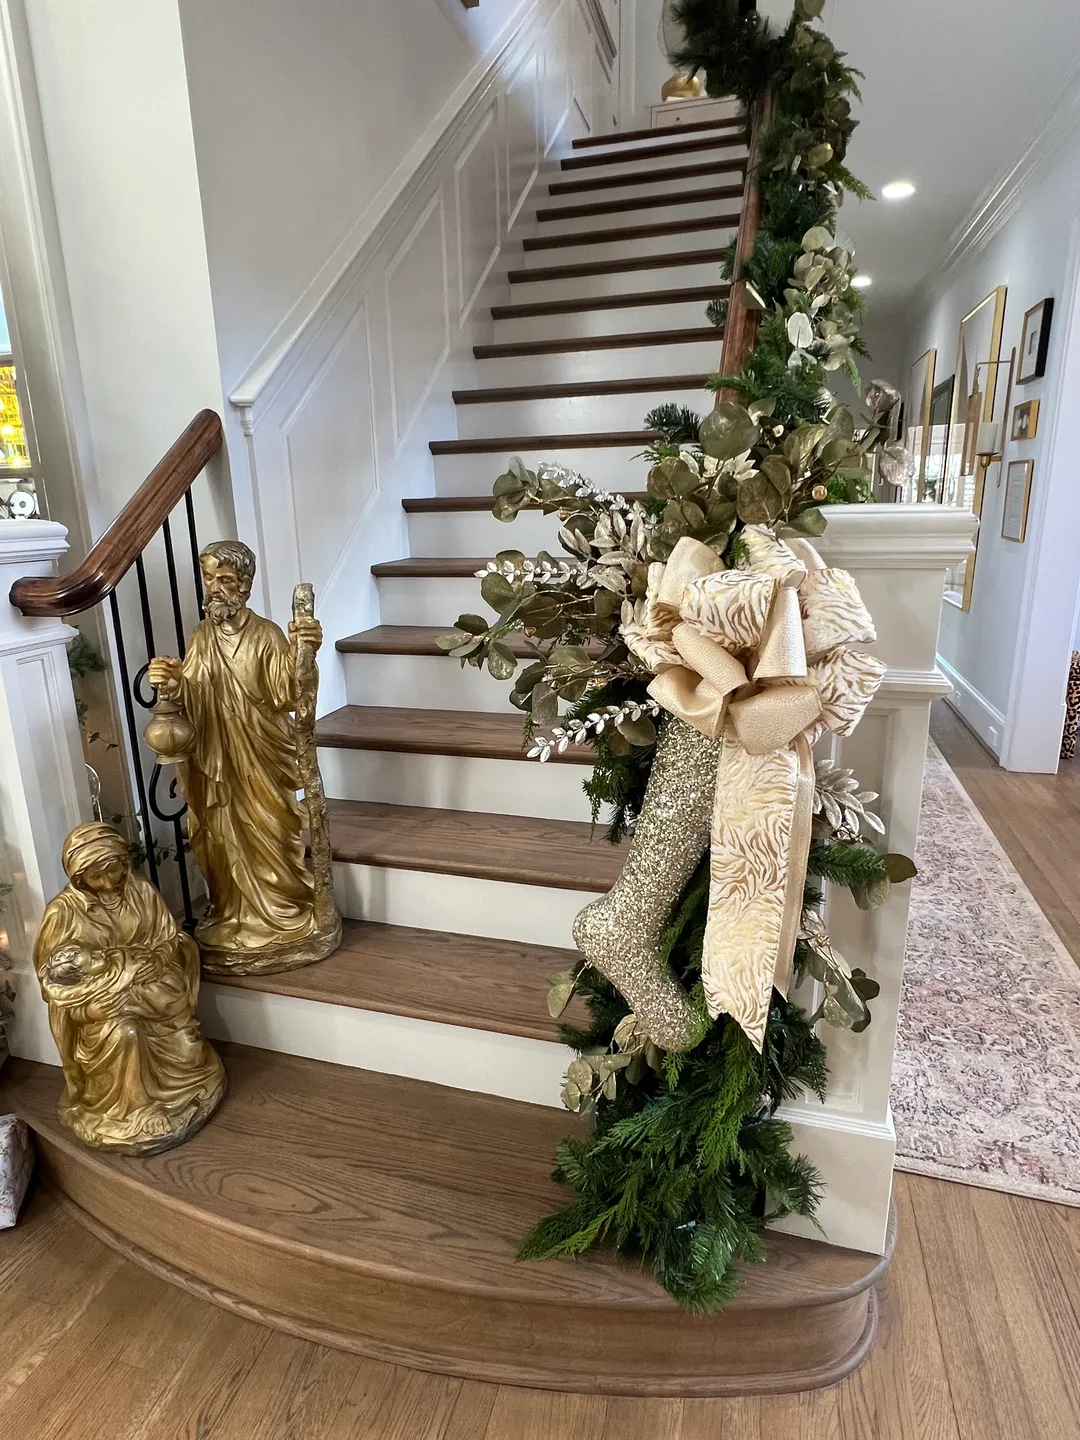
xmin=146 ymin=540 xmax=341 ymax=976
xmin=34 ymin=824 xmax=225 ymax=1154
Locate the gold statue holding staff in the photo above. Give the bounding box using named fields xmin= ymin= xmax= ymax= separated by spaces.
xmin=34 ymin=824 xmax=225 ymax=1154
xmin=146 ymin=540 xmax=341 ymax=976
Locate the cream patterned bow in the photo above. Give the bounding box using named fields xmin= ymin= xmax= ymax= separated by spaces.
xmin=623 ymin=527 xmax=887 ymax=1050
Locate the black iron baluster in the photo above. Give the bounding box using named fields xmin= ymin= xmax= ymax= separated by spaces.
xmin=162 ymin=515 xmax=188 ymax=656
xmin=108 ymin=590 xmax=160 ymax=889
xmin=184 ymin=490 xmax=203 ymax=619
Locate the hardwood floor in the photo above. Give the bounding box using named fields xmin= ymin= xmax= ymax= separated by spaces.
xmin=1 ymin=1174 xmax=1076 ymax=1439
xmin=929 ymin=700 xmax=1080 ymax=968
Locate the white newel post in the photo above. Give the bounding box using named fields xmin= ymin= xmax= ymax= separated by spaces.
xmin=771 ymin=505 xmax=978 ymax=1256
xmin=0 ymin=521 xmax=92 ymax=1065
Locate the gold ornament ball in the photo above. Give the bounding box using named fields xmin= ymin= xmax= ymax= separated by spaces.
xmin=812 ymin=485 xmax=829 ymax=501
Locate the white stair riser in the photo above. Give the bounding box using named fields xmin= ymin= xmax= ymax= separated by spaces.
xmin=559 ymin=143 xmax=747 ymax=184
xmin=515 ymin=221 xmax=738 ymax=269
xmin=493 ymin=299 xmax=715 ymax=342
xmin=333 ymin=859 xmax=602 ymax=949
xmin=569 ymin=120 xmax=742 ymax=161
xmin=509 ymin=259 xmax=728 ymax=304
xmin=432 ymin=446 xmax=653 ymax=495
xmin=343 ymin=651 xmax=519 ymax=713
xmin=548 ymin=164 xmax=745 ymax=208
xmin=454 ymin=387 xmax=715 ymax=438
xmin=407 ymin=506 xmax=569 ymax=556
xmin=378 ymin=574 xmax=500 ymax=626
xmin=472 ymin=341 xmax=720 ymax=386
xmin=319 ymin=744 xmax=592 ymax=823
xmin=537 ymin=193 xmax=738 ymax=235
xmin=199 ymin=984 xmax=567 ymax=1109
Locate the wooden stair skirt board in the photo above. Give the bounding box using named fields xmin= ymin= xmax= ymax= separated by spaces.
xmin=3 ymin=1048 xmax=894 ymax=1396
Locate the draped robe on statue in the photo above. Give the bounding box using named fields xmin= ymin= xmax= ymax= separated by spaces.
xmin=34 ymin=869 xmax=225 ymax=1152
xmin=177 ymin=610 xmax=317 ymax=960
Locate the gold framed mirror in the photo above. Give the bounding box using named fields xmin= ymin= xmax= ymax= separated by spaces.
xmin=943 ymin=286 xmax=1007 ymax=611
xmin=905 ymin=349 xmax=936 ymax=501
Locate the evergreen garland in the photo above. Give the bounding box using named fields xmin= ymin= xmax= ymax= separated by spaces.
xmin=516 ymin=1 xmax=899 ymax=1311
xmin=445 ymin=3 xmax=912 ymax=1313
xmin=521 ymin=857 xmax=828 ymax=1313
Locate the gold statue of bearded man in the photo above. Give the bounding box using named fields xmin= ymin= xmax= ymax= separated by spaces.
xmin=146 ymin=540 xmax=341 ymax=976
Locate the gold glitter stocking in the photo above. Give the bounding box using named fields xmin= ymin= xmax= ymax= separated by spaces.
xmin=573 ymin=716 xmax=722 ymax=1051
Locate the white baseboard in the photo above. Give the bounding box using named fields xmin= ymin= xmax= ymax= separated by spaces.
xmin=937 ymin=653 xmax=1006 ymax=756
xmin=771 ymin=1107 xmax=896 ymax=1256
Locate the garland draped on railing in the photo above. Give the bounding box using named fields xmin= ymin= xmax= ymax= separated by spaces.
xmin=441 ymin=0 xmax=915 ymax=1311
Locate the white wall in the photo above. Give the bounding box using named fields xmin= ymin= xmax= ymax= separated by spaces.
xmin=222 ymin=0 xmax=615 ymax=714
xmin=902 ymin=132 xmax=1080 ymax=770
xmin=178 ymin=0 xmax=561 ymax=395
xmin=24 ymin=0 xmax=230 ymax=540
xmin=634 ymin=0 xmax=669 ymax=117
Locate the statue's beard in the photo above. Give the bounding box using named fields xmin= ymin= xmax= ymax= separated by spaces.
xmin=206 ymin=595 xmax=245 ymax=624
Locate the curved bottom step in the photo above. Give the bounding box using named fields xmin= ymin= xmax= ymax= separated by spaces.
xmin=3 ymin=1045 xmax=893 ymax=1397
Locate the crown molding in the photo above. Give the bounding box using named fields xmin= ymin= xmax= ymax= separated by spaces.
xmin=921 ymin=55 xmax=1080 ymax=298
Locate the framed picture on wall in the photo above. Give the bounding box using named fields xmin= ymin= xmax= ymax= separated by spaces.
xmin=904 ymin=349 xmax=936 ymax=501
xmin=1011 ymin=398 xmax=1040 ymax=442
xmin=1002 ymin=459 xmax=1034 ymax=542
xmin=945 ymin=286 xmax=1007 ymax=610
xmin=1017 ymin=298 xmax=1054 ymax=383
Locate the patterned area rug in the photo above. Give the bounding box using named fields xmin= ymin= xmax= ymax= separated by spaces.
xmin=893 ymin=741 xmax=1080 ymax=1206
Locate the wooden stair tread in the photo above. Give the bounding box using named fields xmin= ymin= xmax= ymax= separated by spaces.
xmin=337 ymin=624 xmax=546 ymax=657
xmin=2 ymin=1046 xmax=888 ymax=1309
xmin=209 ymin=918 xmax=578 ymax=1044
xmin=453 ymin=373 xmax=710 ymax=403
xmin=507 ymin=248 xmax=728 ymax=284
xmin=429 ymin=430 xmax=658 ymax=454
xmin=474 ymin=327 xmax=719 ymax=359
xmin=403 ymin=492 xmax=649 ymax=513
xmin=327 ymin=797 xmax=622 ymax=892
xmin=549 ymin=157 xmax=748 ymax=197
xmin=538 ymin=183 xmax=744 ymax=223
xmin=371 ymin=556 xmax=491 ymax=577
xmin=490 ymin=282 xmax=729 ymax=321
xmin=561 ymin=131 xmax=749 ymax=170
xmin=522 ymin=212 xmax=740 ymax=251
xmin=316 ymin=704 xmax=592 ymax=766
xmin=572 ymin=116 xmax=746 ymax=148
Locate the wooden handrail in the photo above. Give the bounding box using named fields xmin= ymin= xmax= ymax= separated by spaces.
xmin=716 ymin=95 xmax=771 ymax=398
xmin=10 ymin=409 xmax=223 ymax=618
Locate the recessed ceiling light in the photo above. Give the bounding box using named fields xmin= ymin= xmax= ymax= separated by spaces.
xmin=882 ymin=180 xmax=916 ymax=201
xmin=852 ymin=274 xmax=873 ymax=289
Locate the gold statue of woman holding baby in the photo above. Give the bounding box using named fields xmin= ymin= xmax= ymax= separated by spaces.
xmin=34 ymin=823 xmax=225 ymax=1154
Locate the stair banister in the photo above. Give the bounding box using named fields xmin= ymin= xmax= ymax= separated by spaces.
xmin=8 ymin=408 xmax=226 ymax=935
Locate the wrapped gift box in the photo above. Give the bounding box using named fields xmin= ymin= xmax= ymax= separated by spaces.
xmin=0 ymin=1114 xmax=33 ymax=1228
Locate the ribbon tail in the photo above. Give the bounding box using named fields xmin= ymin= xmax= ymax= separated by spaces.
xmin=701 ymin=725 xmax=816 ymax=1052
xmin=772 ymin=732 xmax=815 ymax=997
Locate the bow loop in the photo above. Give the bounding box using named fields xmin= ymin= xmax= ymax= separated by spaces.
xmin=620 ymin=524 xmax=885 ymax=1051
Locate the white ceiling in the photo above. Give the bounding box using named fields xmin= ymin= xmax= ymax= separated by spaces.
xmin=808 ymin=0 xmax=1080 ymax=314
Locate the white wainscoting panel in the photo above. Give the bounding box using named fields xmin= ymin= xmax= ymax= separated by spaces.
xmin=283 ymin=303 xmax=378 ymax=594
xmin=504 ymin=48 xmax=541 ymax=230
xmin=385 ymin=192 xmax=450 ymax=448
xmin=454 ymin=103 xmax=501 ymax=324
xmin=229 ymin=0 xmax=613 ymax=711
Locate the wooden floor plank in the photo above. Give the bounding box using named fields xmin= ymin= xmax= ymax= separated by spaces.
xmin=969 ymin=1186 xmax=1080 ymax=1440
xmin=484 ymin=1386 xmax=609 ymax=1439
xmin=837 ymin=1175 xmax=959 ymax=1440
xmin=930 ymin=701 xmax=1080 ymax=966
xmin=909 ymin=1177 xmax=1041 ymax=1440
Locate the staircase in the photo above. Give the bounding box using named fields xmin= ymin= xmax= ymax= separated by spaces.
xmin=4 ymin=115 xmax=893 ymax=1396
